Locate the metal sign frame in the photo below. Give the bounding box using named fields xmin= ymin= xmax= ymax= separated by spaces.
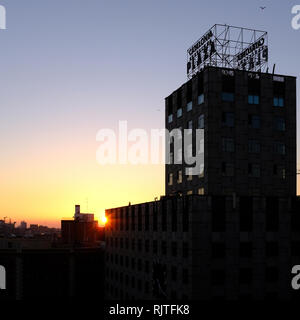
xmin=187 ymin=24 xmax=268 ymax=79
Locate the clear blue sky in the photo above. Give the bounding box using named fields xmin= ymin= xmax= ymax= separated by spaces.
xmin=0 ymin=0 xmax=299 ymax=225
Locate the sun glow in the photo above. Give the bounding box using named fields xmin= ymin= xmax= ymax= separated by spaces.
xmin=100 ymin=214 xmax=107 ymax=225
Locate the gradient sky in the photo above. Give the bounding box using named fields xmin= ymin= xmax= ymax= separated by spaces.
xmin=0 ymin=0 xmax=299 ymax=227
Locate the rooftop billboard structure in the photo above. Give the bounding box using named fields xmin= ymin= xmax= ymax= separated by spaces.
xmin=187 ymin=24 xmax=268 ymax=79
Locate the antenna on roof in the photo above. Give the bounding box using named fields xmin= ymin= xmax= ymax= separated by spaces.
xmin=272 ymin=64 xmax=276 ymax=75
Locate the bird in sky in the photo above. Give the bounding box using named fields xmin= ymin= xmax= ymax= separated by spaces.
xmin=260 ymin=6 xmax=266 ymax=10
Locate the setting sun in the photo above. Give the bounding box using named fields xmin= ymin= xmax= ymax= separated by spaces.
xmin=100 ymin=215 xmax=107 ymax=225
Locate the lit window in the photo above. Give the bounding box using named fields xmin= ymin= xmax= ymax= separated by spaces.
xmin=187 ymin=101 xmax=193 ymax=112
xmin=187 ymin=190 xmax=193 ymax=195
xmin=273 ymin=97 xmax=284 ymax=107
xmin=168 ymin=173 xmax=173 ymax=186
xmin=198 ymin=93 xmax=204 ymax=105
xmin=248 ymin=95 xmax=260 ymax=105
xmin=198 ymin=114 xmax=204 ymax=129
xmin=177 ymin=108 xmax=182 ymax=118
xmin=187 ymin=174 xmax=193 ymax=181
xmin=222 ymin=92 xmax=235 ymax=102
xmin=177 ymin=170 xmax=182 ymax=184
xmin=198 ymin=163 xmax=204 ymax=178
xmin=198 ymin=188 xmax=204 ymax=195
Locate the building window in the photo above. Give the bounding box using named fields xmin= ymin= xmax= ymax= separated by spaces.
xmin=222 ymin=138 xmax=235 ymax=152
xmin=279 ymin=167 xmax=286 ymax=179
xmin=137 ymin=259 xmax=142 ymax=271
xmin=182 ymin=269 xmax=189 ymax=284
xmin=177 ymin=170 xmax=182 ymax=184
xmin=274 ymin=117 xmax=285 ymax=131
xmin=145 ymin=281 xmax=149 ymax=294
xmin=212 ymin=196 xmax=226 ymax=232
xmin=167 ymin=95 xmax=173 ymax=121
xmin=187 ymin=120 xmax=193 ymax=129
xmin=161 ymin=241 xmax=167 ymax=255
xmin=198 ymin=163 xmax=204 ymax=178
xmin=248 ymin=95 xmax=260 ymax=105
xmin=171 ymin=266 xmax=177 ymax=281
xmin=239 ymin=242 xmax=253 ymax=258
xmin=198 ymin=188 xmax=204 ymax=195
xmin=145 ymin=260 xmax=149 ymax=273
xmin=131 ymin=258 xmax=136 ymax=270
xmin=138 ymin=239 xmax=142 ymax=252
xmin=198 ymin=114 xmax=204 ymax=129
xmin=145 ymin=240 xmax=150 ymax=253
xmin=239 ymin=268 xmax=252 ymax=285
xmin=171 ymin=242 xmax=177 ymax=257
xmin=266 ymin=242 xmax=279 ymax=257
xmin=187 ymin=101 xmax=193 ymax=112
xmin=212 ymin=243 xmax=226 ymax=259
xmin=222 ymin=162 xmax=234 ymax=177
xmin=222 ymin=112 xmax=234 ymax=127
xmin=183 ymin=242 xmax=189 ymax=258
xmin=187 ymin=190 xmax=193 ymax=195
xmin=177 ymin=108 xmax=182 ymax=118
xmin=248 ymin=140 xmax=261 ymax=153
xmin=222 ymin=74 xmax=235 ymax=102
xmin=248 ymin=115 xmax=261 ymax=129
xmin=211 ymin=269 xmax=225 ymax=286
xmin=273 ymin=96 xmax=284 ymax=107
xmin=198 ymin=93 xmax=204 ymax=105
xmin=145 ymin=204 xmax=149 ymax=231
xmin=187 ymin=174 xmax=193 ymax=181
xmin=248 ymin=163 xmax=260 ymax=178
xmin=266 ymin=267 xmax=278 ymax=283
xmin=266 ymin=197 xmax=279 ymax=232
xmin=153 ymin=240 xmax=158 ymax=254
xmin=168 ymin=173 xmax=173 ymax=186
xmin=274 ymin=142 xmax=286 ymax=155
xmin=138 ymin=205 xmax=142 ymax=231
xmin=222 ymin=92 xmax=235 ymax=102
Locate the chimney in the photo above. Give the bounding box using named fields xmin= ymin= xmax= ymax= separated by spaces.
xmin=75 ymin=205 xmax=80 ymax=218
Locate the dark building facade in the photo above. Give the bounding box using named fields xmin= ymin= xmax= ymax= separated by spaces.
xmin=0 ymin=247 xmax=104 ymax=300
xmin=105 ymin=195 xmax=300 ymax=300
xmin=165 ymin=67 xmax=296 ymax=197
xmin=61 ymin=205 xmax=99 ymax=246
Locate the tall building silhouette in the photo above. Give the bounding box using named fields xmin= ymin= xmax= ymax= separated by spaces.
xmin=105 ymin=25 xmax=299 ymax=301
xmin=165 ymin=67 xmax=296 ymax=197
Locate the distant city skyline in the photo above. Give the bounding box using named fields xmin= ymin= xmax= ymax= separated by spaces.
xmin=0 ymin=0 xmax=299 ymax=227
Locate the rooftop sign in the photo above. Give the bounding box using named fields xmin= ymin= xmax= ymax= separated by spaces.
xmin=187 ymin=24 xmax=268 ymax=79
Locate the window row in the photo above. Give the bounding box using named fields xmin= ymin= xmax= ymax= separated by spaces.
xmin=107 ymin=239 xmax=190 ymax=257
xmin=222 ymin=138 xmax=286 ymax=155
